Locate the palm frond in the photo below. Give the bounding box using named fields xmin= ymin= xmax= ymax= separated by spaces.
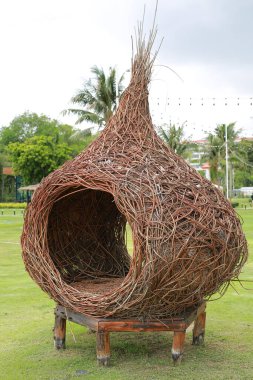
xmin=62 ymin=109 xmax=102 ymax=125
xmin=62 ymin=65 xmax=125 ymax=126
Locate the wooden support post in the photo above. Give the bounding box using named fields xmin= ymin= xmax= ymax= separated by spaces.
xmin=54 ymin=315 xmax=66 ymax=349
xmin=172 ymin=331 xmax=185 ymax=364
xmin=192 ymin=311 xmax=206 ymax=345
xmin=96 ymin=331 xmax=110 ymax=366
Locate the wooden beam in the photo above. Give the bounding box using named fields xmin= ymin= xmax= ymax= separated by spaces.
xmin=98 ymin=320 xmax=187 ymax=332
xmin=55 ymin=305 xmax=98 ymax=331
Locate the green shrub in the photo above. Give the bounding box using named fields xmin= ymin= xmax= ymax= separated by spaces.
xmin=0 ymin=202 xmax=27 ymax=209
xmin=231 ymin=202 xmax=239 ymax=208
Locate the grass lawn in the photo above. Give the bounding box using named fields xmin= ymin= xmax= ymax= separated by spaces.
xmin=0 ymin=210 xmax=253 ymax=380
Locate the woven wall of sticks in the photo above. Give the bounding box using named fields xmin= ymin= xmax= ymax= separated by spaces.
xmin=21 ymin=25 xmax=248 ymax=319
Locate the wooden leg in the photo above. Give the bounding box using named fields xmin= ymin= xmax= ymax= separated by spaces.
xmin=96 ymin=331 xmax=110 ymax=366
xmin=192 ymin=311 xmax=206 ymax=345
xmin=54 ymin=315 xmax=66 ymax=349
xmin=172 ymin=331 xmax=185 ymax=364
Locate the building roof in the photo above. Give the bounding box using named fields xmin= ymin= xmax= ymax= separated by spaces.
xmin=2 ymin=167 xmax=14 ymax=175
xmin=201 ymin=162 xmax=211 ymax=169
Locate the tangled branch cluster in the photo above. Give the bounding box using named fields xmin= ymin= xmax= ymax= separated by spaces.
xmin=21 ymin=24 xmax=247 ymax=319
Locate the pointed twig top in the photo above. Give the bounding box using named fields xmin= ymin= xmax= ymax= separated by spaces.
xmin=131 ymin=2 xmax=163 ymax=87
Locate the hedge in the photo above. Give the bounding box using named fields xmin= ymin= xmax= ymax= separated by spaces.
xmin=0 ymin=203 xmax=27 ymax=209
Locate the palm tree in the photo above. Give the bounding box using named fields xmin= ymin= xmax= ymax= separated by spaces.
xmin=63 ymin=66 xmax=125 ymax=127
xmin=204 ymin=123 xmax=239 ymax=185
xmin=158 ymin=122 xmax=189 ymax=158
xmin=214 ymin=123 xmax=239 ymax=152
xmin=204 ymin=134 xmax=222 ymax=184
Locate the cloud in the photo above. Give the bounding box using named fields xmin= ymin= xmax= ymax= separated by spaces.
xmin=158 ymin=0 xmax=253 ymax=64
xmin=0 ymin=0 xmax=252 ymax=135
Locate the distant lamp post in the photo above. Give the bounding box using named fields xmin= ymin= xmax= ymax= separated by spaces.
xmin=225 ymin=124 xmax=229 ymax=199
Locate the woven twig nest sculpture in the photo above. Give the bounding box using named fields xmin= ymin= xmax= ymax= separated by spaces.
xmin=21 ymin=25 xmax=247 ymax=319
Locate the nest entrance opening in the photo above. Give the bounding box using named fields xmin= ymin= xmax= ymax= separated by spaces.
xmin=48 ymin=188 xmax=131 ymax=295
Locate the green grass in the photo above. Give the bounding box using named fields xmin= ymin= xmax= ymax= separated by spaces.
xmin=0 ymin=211 xmax=253 ymax=380
xmin=230 ymin=197 xmax=253 ymax=209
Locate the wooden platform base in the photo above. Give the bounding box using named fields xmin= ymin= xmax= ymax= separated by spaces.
xmin=53 ymin=302 xmax=206 ymax=366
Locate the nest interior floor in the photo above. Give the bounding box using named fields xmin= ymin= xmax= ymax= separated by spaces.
xmin=70 ymin=277 xmax=124 ymax=295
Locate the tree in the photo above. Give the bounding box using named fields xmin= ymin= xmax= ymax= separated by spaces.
xmin=0 ymin=111 xmax=98 ymax=159
xmin=0 ymin=112 xmax=61 ymax=146
xmin=0 ymin=112 xmax=97 ymax=199
xmin=158 ymin=122 xmax=189 ymax=158
xmin=63 ymin=66 xmax=125 ymax=127
xmin=203 ymin=123 xmax=239 ymax=185
xmin=203 ymin=134 xmax=222 ymax=184
xmin=8 ymin=136 xmax=72 ymax=184
xmin=0 ymin=111 xmax=94 ymax=146
xmin=232 ymin=139 xmax=253 ymax=188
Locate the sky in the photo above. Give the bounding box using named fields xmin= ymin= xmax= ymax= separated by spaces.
xmin=0 ymin=0 xmax=253 ymax=139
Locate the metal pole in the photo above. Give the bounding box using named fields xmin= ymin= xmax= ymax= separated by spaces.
xmin=1 ymin=173 xmax=4 ymax=202
xmin=225 ymin=124 xmax=229 ymax=199
xmin=115 ymin=69 xmax=118 ymax=108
